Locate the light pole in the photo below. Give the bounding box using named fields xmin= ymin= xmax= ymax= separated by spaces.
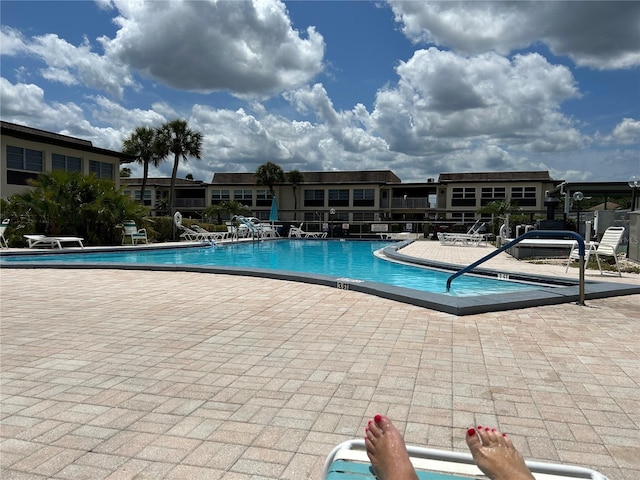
xmin=627 ymin=176 xmax=639 ymax=259
xmin=573 ymin=191 xmax=583 ymax=236
xmin=629 ymin=175 xmax=639 ymax=211
xmin=329 ymin=208 xmax=335 ymax=238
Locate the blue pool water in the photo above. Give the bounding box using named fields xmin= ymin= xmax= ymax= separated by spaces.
xmin=1 ymin=240 xmax=543 ymax=296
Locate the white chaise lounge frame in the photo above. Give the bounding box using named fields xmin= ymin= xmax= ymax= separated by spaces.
xmin=322 ymin=439 xmax=608 ymax=480
xmin=24 ymin=235 xmax=84 ymax=249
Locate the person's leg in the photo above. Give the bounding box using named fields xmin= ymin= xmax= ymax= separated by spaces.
xmin=364 ymin=414 xmax=419 ymax=480
xmin=465 ymin=426 xmax=535 ymax=480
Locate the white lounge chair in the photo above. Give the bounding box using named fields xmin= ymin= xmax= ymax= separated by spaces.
xmin=225 ymin=222 xmax=239 ymax=240
xmin=565 ymin=241 xmax=596 ymax=272
xmin=178 ymin=224 xmax=219 ymax=241
xmin=438 ymin=221 xmax=488 ymax=247
xmin=0 ymin=218 xmax=9 ymax=248
xmin=566 ymin=226 xmax=625 ymax=276
xmin=24 ymin=235 xmax=84 ymax=248
xmin=121 ymin=220 xmax=148 ymax=245
xmin=288 ymin=222 xmax=327 ymax=239
xmin=192 ymin=224 xmax=228 ymax=240
xmin=322 ymin=439 xmax=608 ymax=480
xmin=174 ymin=211 xmax=219 ymax=242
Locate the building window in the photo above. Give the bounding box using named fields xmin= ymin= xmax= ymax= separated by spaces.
xmin=450 ymin=212 xmax=476 ymax=223
xmin=451 ymin=187 xmax=476 ymax=207
xmin=352 ymin=212 xmax=375 ymax=221
xmin=330 ymin=210 xmax=349 ymax=222
xmin=304 ymin=189 xmax=325 ymax=207
xmin=328 ymin=189 xmax=349 ymax=207
xmin=6 ymin=145 xmax=44 ymax=185
xmin=480 ymin=187 xmax=506 ymax=206
xmin=511 ymin=186 xmax=537 ymax=207
xmin=353 ymin=188 xmax=375 ymax=207
xmin=211 ymin=189 xmax=230 ymax=204
xmin=89 ymin=160 xmax=114 ymax=180
xmin=234 ymin=189 xmax=253 ymax=206
xmin=7 ymin=145 xmax=44 ymax=171
xmin=52 ymin=153 xmax=82 ymax=173
xmin=134 ymin=189 xmax=152 ymax=206
xmin=256 ymin=189 xmax=271 ymax=207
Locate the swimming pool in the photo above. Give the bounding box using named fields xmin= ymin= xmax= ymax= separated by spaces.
xmin=2 ymin=239 xmax=638 ymax=315
xmin=0 ymin=240 xmax=536 ymax=296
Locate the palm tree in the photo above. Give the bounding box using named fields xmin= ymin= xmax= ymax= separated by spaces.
xmin=204 ymin=200 xmax=251 ymax=225
xmin=477 ymin=200 xmax=519 ymax=238
xmin=122 ymin=126 xmax=163 ymax=205
xmin=255 ymin=162 xmax=285 ymax=198
xmin=287 ymin=170 xmax=304 ymax=219
xmin=155 ymin=119 xmax=203 ymax=214
xmin=5 ymin=170 xmax=144 ymax=245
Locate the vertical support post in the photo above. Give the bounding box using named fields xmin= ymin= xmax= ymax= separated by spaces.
xmin=578 ymin=256 xmax=585 ymax=306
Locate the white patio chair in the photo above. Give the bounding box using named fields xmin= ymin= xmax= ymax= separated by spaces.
xmin=0 ymin=219 xmax=9 ymax=248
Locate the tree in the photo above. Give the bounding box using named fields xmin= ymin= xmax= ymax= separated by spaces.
xmin=477 ymin=199 xmax=518 ymax=218
xmin=477 ymin=200 xmax=520 ymax=237
xmin=204 ymin=200 xmax=251 ymax=225
xmin=255 ymin=162 xmax=285 ymax=198
xmin=155 ymin=119 xmax=203 ymax=214
xmin=3 ymin=170 xmax=145 ymax=245
xmin=120 ymin=167 xmax=132 ymax=177
xmin=287 ymin=170 xmax=304 ymax=219
xmin=122 ymin=126 xmax=164 ymax=205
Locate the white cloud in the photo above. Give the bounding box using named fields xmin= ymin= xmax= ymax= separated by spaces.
xmin=1 ymin=26 xmax=137 ymax=99
xmin=101 ymin=0 xmax=325 ymax=98
xmin=603 ymin=118 xmax=640 ymax=145
xmin=0 ymin=78 xmax=85 ymax=128
xmin=370 ymin=48 xmax=584 ymax=157
xmin=389 ymin=1 xmax=640 ymax=69
xmin=0 ymin=26 xmax=28 ymax=55
xmin=1 ymin=2 xmax=637 ymax=184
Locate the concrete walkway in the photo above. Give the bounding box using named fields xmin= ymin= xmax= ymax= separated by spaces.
xmin=1 ymin=241 xmax=638 ymax=479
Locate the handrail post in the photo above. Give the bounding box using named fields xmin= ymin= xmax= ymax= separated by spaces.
xmin=446 ymin=230 xmax=586 ymax=306
xmin=578 ymin=256 xmax=585 ymax=306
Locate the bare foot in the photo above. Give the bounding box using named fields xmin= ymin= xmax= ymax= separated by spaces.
xmin=364 ymin=414 xmax=419 ymax=480
xmin=465 ymin=426 xmax=535 ymax=480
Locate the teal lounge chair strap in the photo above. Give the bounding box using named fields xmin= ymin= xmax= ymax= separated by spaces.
xmin=326 ymin=460 xmax=470 ymax=480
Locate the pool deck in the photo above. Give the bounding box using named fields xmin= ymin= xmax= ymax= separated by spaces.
xmin=1 ymin=240 xmax=639 ymax=479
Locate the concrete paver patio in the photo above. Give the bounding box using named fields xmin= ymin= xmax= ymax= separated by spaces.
xmin=1 ymin=241 xmax=639 ymax=479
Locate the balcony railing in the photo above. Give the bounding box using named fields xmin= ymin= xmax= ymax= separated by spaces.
xmin=390 ymin=197 xmax=430 ymax=209
xmin=175 ymin=198 xmax=205 ymax=208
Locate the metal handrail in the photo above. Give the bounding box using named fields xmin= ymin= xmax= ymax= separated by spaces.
xmin=446 ymin=230 xmax=586 ymax=305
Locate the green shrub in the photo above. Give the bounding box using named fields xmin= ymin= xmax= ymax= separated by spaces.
xmin=0 ymin=171 xmax=146 ymax=246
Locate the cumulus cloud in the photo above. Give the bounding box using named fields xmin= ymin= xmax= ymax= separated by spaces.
xmin=0 ymin=77 xmax=87 ymax=129
xmin=1 ymin=26 xmax=137 ymax=99
xmin=101 ymin=0 xmax=325 ymax=98
xmin=0 ymin=26 xmax=28 ymax=55
xmin=602 ymin=118 xmax=640 ymax=145
xmin=1 ymin=1 xmax=637 ymax=183
xmin=370 ymin=48 xmax=584 ymax=156
xmin=389 ymin=1 xmax=640 ymax=69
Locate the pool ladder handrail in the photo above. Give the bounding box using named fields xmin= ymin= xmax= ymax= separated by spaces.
xmin=446 ymin=230 xmax=586 ymax=305
xmin=235 ymin=215 xmax=261 ymax=241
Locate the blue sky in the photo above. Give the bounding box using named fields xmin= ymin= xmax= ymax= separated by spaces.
xmin=1 ymin=0 xmax=639 ymax=184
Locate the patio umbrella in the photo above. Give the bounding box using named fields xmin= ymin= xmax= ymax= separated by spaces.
xmin=269 ymin=196 xmax=279 ymax=222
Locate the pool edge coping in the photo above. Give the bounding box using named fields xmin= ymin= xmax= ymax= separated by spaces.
xmin=2 ymin=239 xmax=639 ymax=316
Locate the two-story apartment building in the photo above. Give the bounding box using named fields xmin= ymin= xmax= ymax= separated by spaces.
xmin=1 ymin=121 xmax=135 ymax=196
xmin=436 ymin=171 xmax=560 ymax=224
xmin=209 ymin=170 xmax=404 ymax=223
xmin=121 ymin=170 xmax=563 ymax=226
